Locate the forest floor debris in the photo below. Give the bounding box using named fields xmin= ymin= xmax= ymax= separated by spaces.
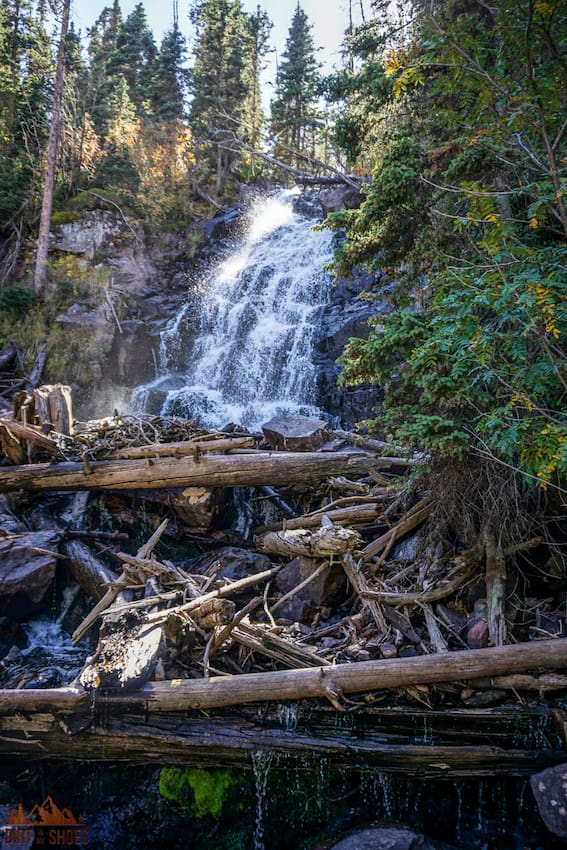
xmin=0 ymin=382 xmax=565 ymax=719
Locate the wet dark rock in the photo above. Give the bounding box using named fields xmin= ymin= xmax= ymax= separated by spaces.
xmin=398 ymin=646 xmax=419 ymax=658
xmin=262 ymin=414 xmax=330 ymax=451
xmin=315 ymin=268 xmax=388 ymax=428
xmin=275 ymin=555 xmax=345 ymax=623
xmin=173 ymin=487 xmax=228 ymax=533
xmin=530 ymin=764 xmax=567 ymax=838
xmin=189 ymin=207 xmax=241 ymax=242
xmin=195 ymin=547 xmax=272 ymax=582
xmin=327 ymin=826 xmax=442 ymax=849
xmin=0 ymin=625 xmax=25 ymax=659
xmin=0 ymin=531 xmax=61 ymax=607
xmin=379 ymin=642 xmax=398 ymax=659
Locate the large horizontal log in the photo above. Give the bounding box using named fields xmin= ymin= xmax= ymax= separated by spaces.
xmin=0 ymin=699 xmax=563 ymax=776
xmin=0 ymin=451 xmax=384 ymax=494
xmin=1 ymin=639 xmax=565 ymax=717
xmin=0 ymin=710 xmax=563 ymax=775
xmin=106 ymin=638 xmax=567 ymax=711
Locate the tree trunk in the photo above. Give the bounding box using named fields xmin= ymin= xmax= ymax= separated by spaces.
xmin=94 ymin=637 xmax=567 ymax=711
xmin=33 ymin=0 xmax=71 ymax=297
xmin=0 ymin=450 xmax=387 ymax=494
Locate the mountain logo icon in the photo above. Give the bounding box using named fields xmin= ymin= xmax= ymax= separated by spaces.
xmin=7 ymin=795 xmax=84 ymax=826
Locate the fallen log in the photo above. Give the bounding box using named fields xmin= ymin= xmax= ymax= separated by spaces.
xmin=362 ymin=498 xmax=434 ymax=562
xmin=71 ymin=519 xmax=169 ymax=644
xmin=255 ymin=524 xmax=362 ymax=559
xmin=62 ymin=538 xmax=119 ymax=602
xmin=4 ymin=639 xmax=565 ymax=717
xmin=0 ymin=417 xmax=60 ymax=456
xmin=0 ymin=708 xmax=562 ymax=775
xmin=108 ymin=436 xmax=255 ymax=459
xmin=99 ymin=637 xmax=567 ymax=711
xmin=0 ymin=422 xmax=25 ymax=464
xmin=341 ymin=553 xmax=388 ymax=634
xmin=79 ymin=612 xmax=165 ymax=692
xmin=0 ymin=450 xmax=389 ymax=494
xmin=254 ymin=501 xmax=385 ymax=533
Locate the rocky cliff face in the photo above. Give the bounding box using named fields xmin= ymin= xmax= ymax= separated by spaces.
xmin=315 ymin=264 xmax=387 ymax=428
xmin=50 ymin=210 xmax=197 ymax=418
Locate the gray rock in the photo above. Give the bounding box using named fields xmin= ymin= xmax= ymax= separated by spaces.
xmin=318 ymin=185 xmax=366 ymax=215
xmin=51 ymin=210 xmax=128 ymax=257
xmin=530 ymin=763 xmax=567 ymax=838
xmin=0 ymin=532 xmax=61 ymax=604
xmin=327 ymin=827 xmax=426 ymax=850
xmin=196 ymin=547 xmax=272 ymax=583
xmin=275 ymin=555 xmax=345 ymax=622
xmin=262 ymin=415 xmax=330 ymax=451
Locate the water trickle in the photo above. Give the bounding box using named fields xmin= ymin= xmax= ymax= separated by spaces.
xmin=277 ymin=702 xmax=299 ymax=732
xmin=378 ymin=772 xmax=394 ymax=819
xmin=252 ymin=750 xmax=273 ymax=850
xmin=455 ymin=782 xmax=463 ymax=843
xmin=135 ymin=190 xmax=334 ymax=430
xmin=21 ymin=587 xmax=87 ymax=687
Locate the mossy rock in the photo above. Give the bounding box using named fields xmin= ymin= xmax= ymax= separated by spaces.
xmin=51 ymin=210 xmax=81 ymax=226
xmin=159 ymin=767 xmax=247 ymax=820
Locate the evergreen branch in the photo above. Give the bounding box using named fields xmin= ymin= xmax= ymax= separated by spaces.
xmin=420 ymin=176 xmax=520 ymax=197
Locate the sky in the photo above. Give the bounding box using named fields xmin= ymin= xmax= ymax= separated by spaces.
xmin=70 ymin=0 xmax=359 ymax=80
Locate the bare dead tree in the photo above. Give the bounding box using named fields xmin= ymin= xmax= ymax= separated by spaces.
xmin=33 ymin=0 xmax=71 ymax=297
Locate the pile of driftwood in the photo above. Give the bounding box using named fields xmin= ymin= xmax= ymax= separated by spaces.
xmin=0 ymin=385 xmax=566 ymax=774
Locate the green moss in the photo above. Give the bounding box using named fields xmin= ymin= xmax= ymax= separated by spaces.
xmin=51 ymin=210 xmax=81 ymax=226
xmin=159 ymin=767 xmax=242 ymax=820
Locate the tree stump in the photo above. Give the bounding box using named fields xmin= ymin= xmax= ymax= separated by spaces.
xmin=33 ymin=384 xmax=73 ymax=435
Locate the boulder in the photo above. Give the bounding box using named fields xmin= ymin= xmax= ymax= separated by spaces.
xmin=195 ymin=547 xmax=272 ymax=583
xmin=327 ymin=826 xmax=440 ymax=850
xmin=275 ymin=555 xmax=345 ymax=623
xmin=0 ymin=531 xmax=61 ymax=606
xmin=262 ymin=415 xmax=330 ymax=451
xmin=173 ymin=487 xmax=228 ymax=533
xmin=51 ymin=210 xmax=127 ymax=258
xmin=530 ymin=764 xmax=567 ymax=838
xmin=318 ymin=185 xmax=366 ymax=216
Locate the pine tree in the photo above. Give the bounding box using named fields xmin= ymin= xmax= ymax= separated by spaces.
xmin=62 ymin=21 xmax=103 ymax=195
xmin=108 ymin=2 xmax=156 ymax=115
xmin=188 ymin=0 xmax=249 ymax=194
xmin=85 ymin=0 xmax=123 ymax=137
xmin=150 ymin=16 xmax=189 ymax=121
xmin=33 ymin=0 xmax=71 ymax=295
xmin=0 ymin=0 xmax=53 ymax=278
xmin=270 ymin=4 xmax=321 ymax=167
xmin=241 ymin=5 xmax=272 ymax=151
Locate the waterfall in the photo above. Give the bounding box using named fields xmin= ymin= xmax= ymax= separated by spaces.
xmin=136 ymin=189 xmax=334 ymax=431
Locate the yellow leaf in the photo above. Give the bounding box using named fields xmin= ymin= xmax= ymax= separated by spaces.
xmin=529 ymin=217 xmax=538 ymax=229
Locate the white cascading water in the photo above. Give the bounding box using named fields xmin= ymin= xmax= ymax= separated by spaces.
xmin=137 ymin=189 xmax=334 ymax=431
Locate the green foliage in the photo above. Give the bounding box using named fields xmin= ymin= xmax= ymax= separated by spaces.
xmin=0 ymin=284 xmax=35 ymax=318
xmin=329 ymin=0 xmax=567 ymax=488
xmin=159 ymin=767 xmax=242 ymax=819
